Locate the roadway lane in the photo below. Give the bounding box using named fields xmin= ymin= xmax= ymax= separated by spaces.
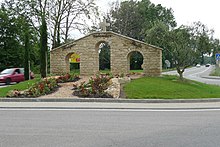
xmin=0 ymin=83 xmax=7 ymax=88
xmin=0 ymin=82 xmax=17 ymax=88
xmin=163 ymin=65 xmax=220 ymax=85
xmin=0 ymin=109 xmax=220 ymax=147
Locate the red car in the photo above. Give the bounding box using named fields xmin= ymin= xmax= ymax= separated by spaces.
xmin=0 ymin=68 xmax=34 ymax=85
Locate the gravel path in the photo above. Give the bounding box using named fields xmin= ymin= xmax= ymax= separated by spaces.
xmin=38 ymin=76 xmax=90 ymax=98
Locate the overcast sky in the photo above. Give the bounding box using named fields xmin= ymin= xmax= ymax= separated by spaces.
xmin=96 ymin=0 xmax=220 ymax=39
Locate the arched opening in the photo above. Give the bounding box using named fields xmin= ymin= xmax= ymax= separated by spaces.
xmin=96 ymin=41 xmax=110 ymax=73
xmin=127 ymin=51 xmax=144 ymax=73
xmin=65 ymin=52 xmax=80 ymax=74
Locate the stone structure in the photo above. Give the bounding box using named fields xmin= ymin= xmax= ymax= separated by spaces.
xmin=50 ymin=31 xmax=162 ymax=76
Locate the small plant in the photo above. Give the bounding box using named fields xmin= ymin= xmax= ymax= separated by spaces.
xmin=7 ymin=78 xmax=59 ymax=97
xmin=55 ymin=73 xmax=80 ymax=83
xmin=6 ymin=89 xmax=21 ymax=97
xmin=73 ymin=74 xmax=113 ymax=98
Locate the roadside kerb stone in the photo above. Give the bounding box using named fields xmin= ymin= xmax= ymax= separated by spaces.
xmin=1 ymin=98 xmax=220 ymax=103
xmin=201 ymin=76 xmax=220 ymax=80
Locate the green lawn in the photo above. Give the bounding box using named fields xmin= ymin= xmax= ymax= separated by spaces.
xmin=124 ymin=75 xmax=220 ymax=99
xmin=0 ymin=78 xmax=40 ymax=97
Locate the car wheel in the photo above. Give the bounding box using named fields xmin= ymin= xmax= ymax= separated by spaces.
xmin=5 ymin=78 xmax=11 ymax=85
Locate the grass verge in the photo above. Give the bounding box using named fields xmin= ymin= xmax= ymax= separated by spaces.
xmin=124 ymin=75 xmax=220 ymax=99
xmin=0 ymin=78 xmax=40 ymax=97
xmin=210 ymin=67 xmax=220 ymax=76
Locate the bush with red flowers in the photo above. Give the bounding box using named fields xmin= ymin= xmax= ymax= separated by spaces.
xmin=73 ymin=74 xmax=113 ymax=98
xmin=6 ymin=73 xmax=80 ymax=97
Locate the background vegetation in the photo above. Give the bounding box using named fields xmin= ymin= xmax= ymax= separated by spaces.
xmin=1 ymin=0 xmax=220 ymax=79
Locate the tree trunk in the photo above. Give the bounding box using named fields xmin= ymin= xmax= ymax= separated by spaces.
xmin=24 ymin=27 xmax=30 ymax=80
xmin=201 ymin=53 xmax=204 ymax=65
xmin=177 ymin=67 xmax=184 ymax=80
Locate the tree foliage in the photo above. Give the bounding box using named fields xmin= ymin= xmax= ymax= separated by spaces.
xmin=188 ymin=21 xmax=214 ymax=64
xmin=109 ymin=0 xmax=176 ymax=40
xmin=0 ymin=6 xmax=28 ymax=71
xmin=3 ymin=0 xmax=98 ymax=77
xmin=110 ymin=0 xmax=143 ymax=40
xmin=49 ymin=0 xmax=98 ymax=48
xmin=40 ymin=15 xmax=47 ymax=78
xmin=167 ymin=27 xmax=198 ymax=79
xmin=24 ymin=25 xmax=30 ymax=80
xmin=99 ymin=43 xmax=110 ymax=70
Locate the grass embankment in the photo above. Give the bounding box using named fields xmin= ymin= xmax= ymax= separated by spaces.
xmin=0 ymin=78 xmax=40 ymax=97
xmin=124 ymin=75 xmax=220 ymax=99
xmin=210 ymin=67 xmax=220 ymax=76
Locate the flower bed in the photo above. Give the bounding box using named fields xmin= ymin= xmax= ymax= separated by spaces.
xmin=55 ymin=73 xmax=80 ymax=83
xmin=73 ymin=74 xmax=113 ymax=98
xmin=7 ymin=73 xmax=80 ymax=98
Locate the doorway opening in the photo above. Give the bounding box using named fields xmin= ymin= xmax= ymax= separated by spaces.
xmin=98 ymin=42 xmax=110 ymax=73
xmin=127 ymin=51 xmax=143 ymax=73
xmin=66 ymin=52 xmax=80 ymax=74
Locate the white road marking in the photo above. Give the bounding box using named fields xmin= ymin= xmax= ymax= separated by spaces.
xmin=0 ymin=108 xmax=220 ymax=112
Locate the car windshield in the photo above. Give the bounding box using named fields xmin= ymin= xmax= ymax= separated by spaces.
xmin=1 ymin=69 xmax=14 ymax=74
xmin=19 ymin=68 xmax=24 ymax=74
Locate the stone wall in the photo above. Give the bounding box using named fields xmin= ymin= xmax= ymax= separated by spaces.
xmin=50 ymin=31 xmax=162 ymax=76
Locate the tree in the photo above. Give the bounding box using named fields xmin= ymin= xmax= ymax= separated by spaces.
xmin=110 ymin=0 xmax=143 ymax=40
xmin=189 ymin=21 xmax=214 ymax=65
xmin=49 ymin=0 xmax=98 ymax=48
xmin=4 ymin=0 xmax=49 ymax=77
xmin=109 ymin=0 xmax=176 ymax=40
xmin=24 ymin=25 xmax=30 ymax=80
xmin=210 ymin=38 xmax=220 ymax=64
xmin=168 ymin=27 xmax=198 ymax=80
xmin=138 ymin=0 xmax=176 ymax=30
xmin=4 ymin=0 xmax=98 ymax=77
xmin=0 ymin=5 xmax=24 ymax=70
xmin=145 ymin=21 xmax=172 ymax=67
xmin=40 ymin=15 xmax=47 ymax=78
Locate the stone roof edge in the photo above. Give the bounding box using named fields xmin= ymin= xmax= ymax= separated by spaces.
xmin=50 ymin=32 xmax=94 ymax=52
xmin=108 ymin=31 xmax=163 ymax=50
xmin=51 ymin=31 xmax=163 ymax=52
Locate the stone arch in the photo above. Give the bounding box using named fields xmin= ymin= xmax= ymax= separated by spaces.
xmin=127 ymin=50 xmax=145 ymax=72
xmin=95 ymin=41 xmax=111 ymax=71
xmin=65 ymin=51 xmax=81 ymax=73
xmin=50 ymin=31 xmax=162 ymax=76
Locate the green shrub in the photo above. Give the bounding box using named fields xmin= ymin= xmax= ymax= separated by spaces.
xmin=73 ymin=74 xmax=112 ymax=98
xmin=56 ymin=73 xmax=80 ymax=83
xmin=7 ymin=78 xmax=59 ymax=97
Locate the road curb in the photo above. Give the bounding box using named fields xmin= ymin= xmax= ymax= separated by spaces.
xmin=201 ymin=76 xmax=220 ymax=80
xmin=1 ymin=97 xmax=220 ymax=103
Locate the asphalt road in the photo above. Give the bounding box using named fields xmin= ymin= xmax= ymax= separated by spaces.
xmin=0 ymin=82 xmax=16 ymax=88
xmin=163 ymin=65 xmax=220 ymax=85
xmin=0 ymin=83 xmax=7 ymax=88
xmin=0 ymin=108 xmax=220 ymax=147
